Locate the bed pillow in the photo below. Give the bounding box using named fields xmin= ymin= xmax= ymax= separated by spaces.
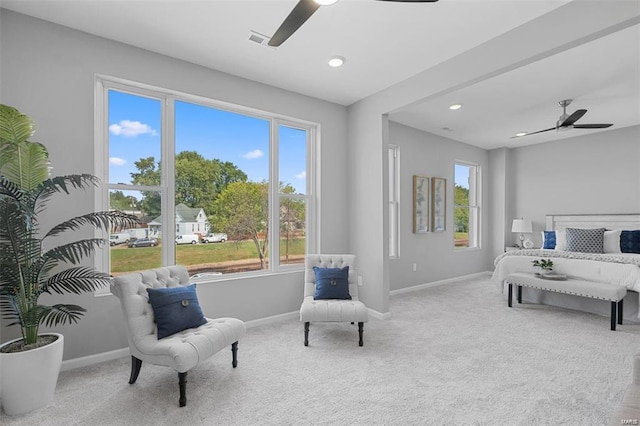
xmin=313 ymin=266 xmax=351 ymax=300
xmin=565 ymin=227 xmax=605 ymax=253
xmin=603 ymin=230 xmax=622 ymax=253
xmin=554 ymin=229 xmax=567 ymax=251
xmin=620 ymin=230 xmax=640 ymax=254
xmin=147 ymin=284 xmax=207 ymax=339
xmin=541 ymin=231 xmax=556 ymax=249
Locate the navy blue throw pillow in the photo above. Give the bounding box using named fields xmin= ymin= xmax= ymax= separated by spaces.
xmin=620 ymin=230 xmax=640 ymax=254
xmin=542 ymin=231 xmax=556 ymax=249
xmin=313 ymin=266 xmax=351 ymax=300
xmin=147 ymin=284 xmax=207 ymax=339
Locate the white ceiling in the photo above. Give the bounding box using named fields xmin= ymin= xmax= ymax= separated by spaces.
xmin=2 ymin=0 xmax=639 ymax=149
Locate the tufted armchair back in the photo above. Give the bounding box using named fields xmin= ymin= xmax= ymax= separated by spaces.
xmin=304 ymin=254 xmax=357 ymax=299
xmin=111 ymin=265 xmax=190 ymax=352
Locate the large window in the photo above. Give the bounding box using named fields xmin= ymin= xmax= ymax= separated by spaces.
xmin=454 ymin=162 xmax=480 ymax=249
xmin=96 ymin=76 xmax=316 ymax=278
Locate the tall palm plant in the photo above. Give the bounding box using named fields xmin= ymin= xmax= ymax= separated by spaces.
xmin=0 ymin=104 xmax=138 ymax=350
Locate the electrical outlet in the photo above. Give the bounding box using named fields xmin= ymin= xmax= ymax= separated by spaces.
xmin=412 ymin=263 xmax=417 ymax=272
xmin=357 ymin=275 xmax=363 ymax=286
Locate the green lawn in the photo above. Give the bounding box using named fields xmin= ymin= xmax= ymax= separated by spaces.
xmin=110 ymin=238 xmax=306 ymax=274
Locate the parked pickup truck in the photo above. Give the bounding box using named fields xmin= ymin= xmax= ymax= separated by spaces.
xmin=201 ymin=233 xmax=227 ymax=243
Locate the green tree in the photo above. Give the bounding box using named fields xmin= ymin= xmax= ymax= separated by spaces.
xmin=109 ymin=190 xmax=137 ymax=212
xmin=211 ymin=181 xmax=269 ymax=269
xmin=454 ymin=184 xmax=469 ymax=232
xmin=280 ymin=184 xmax=306 ymax=262
xmin=130 ymin=152 xmax=247 ymax=218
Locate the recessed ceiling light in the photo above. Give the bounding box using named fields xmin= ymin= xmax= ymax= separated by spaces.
xmin=315 ymin=0 xmax=339 ymax=5
xmin=328 ymin=56 xmax=345 ymax=68
xmin=515 ymin=132 xmax=528 ymax=137
xmin=449 ymin=104 xmax=462 ymax=110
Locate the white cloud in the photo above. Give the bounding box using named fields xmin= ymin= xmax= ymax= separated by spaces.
xmin=295 ymin=171 xmax=306 ymax=179
xmin=242 ymin=149 xmax=264 ymax=160
xmin=109 ymin=120 xmax=157 ymax=137
xmin=109 ymin=157 xmax=127 ymax=166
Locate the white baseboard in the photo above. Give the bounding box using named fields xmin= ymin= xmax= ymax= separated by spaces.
xmin=389 ymin=271 xmax=492 ymax=296
xmin=61 ymin=347 xmax=130 ymax=372
xmin=244 ymin=311 xmax=299 ymax=328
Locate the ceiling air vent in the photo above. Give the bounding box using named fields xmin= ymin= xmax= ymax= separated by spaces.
xmin=248 ymin=30 xmax=272 ymax=47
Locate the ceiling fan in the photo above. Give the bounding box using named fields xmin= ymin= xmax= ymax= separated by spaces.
xmin=268 ymin=0 xmax=439 ymax=47
xmin=515 ymin=99 xmax=613 ymax=138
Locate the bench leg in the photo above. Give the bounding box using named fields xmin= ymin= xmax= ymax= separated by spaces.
xmin=611 ymin=301 xmax=617 ymax=331
xmin=508 ymin=283 xmax=512 ymax=307
xmin=618 ymin=299 xmax=624 ymax=325
xmin=517 ymin=285 xmax=522 ymax=304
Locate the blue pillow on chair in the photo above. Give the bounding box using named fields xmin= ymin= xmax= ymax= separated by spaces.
xmin=147 ymin=284 xmax=207 ymax=339
xmin=313 ymin=266 xmax=351 ymax=300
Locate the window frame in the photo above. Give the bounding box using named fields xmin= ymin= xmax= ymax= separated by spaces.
xmin=95 ymin=75 xmax=319 ymax=282
xmin=453 ymin=160 xmax=481 ymax=250
xmin=388 ymin=145 xmax=400 ymax=258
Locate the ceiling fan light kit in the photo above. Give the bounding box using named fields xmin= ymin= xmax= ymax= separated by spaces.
xmin=268 ymin=0 xmax=439 ymax=47
xmin=512 ymin=99 xmax=613 ymax=138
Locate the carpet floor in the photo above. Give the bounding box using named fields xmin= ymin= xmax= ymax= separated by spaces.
xmin=2 ymin=276 xmax=640 ymax=425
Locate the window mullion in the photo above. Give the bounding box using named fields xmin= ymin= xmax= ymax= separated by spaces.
xmin=270 ymin=119 xmax=279 ymax=270
xmin=163 ymin=97 xmax=176 ymax=266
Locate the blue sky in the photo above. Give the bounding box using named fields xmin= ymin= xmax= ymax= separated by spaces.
xmin=454 ymin=164 xmax=470 ymax=189
xmin=108 ymin=90 xmax=307 ymax=196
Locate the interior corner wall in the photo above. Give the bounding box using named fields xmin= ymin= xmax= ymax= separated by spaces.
xmin=506 ymin=125 xmax=640 ymax=247
xmin=488 ymin=147 xmax=509 ymax=259
xmin=387 ymin=121 xmax=494 ymax=292
xmin=346 ymin=101 xmax=388 ymax=314
xmin=0 ymin=10 xmax=349 ymax=360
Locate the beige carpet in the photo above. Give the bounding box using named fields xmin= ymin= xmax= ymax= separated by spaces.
xmin=2 ymin=276 xmax=639 ymax=425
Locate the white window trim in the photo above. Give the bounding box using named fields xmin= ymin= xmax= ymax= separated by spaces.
xmin=388 ymin=145 xmax=400 ymax=258
xmin=94 ymin=74 xmax=319 ymax=285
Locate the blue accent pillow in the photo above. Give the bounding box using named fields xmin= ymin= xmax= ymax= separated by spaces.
xmin=542 ymin=231 xmax=556 ymax=249
xmin=313 ymin=266 xmax=351 ymax=300
xmin=147 ymin=284 xmax=207 ymax=339
xmin=621 ymin=230 xmax=640 ymax=254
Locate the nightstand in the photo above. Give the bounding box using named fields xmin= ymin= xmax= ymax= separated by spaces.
xmin=505 ymin=246 xmax=521 ymax=252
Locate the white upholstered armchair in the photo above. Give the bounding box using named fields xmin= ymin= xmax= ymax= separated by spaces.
xmin=300 ymin=254 xmax=368 ymax=346
xmin=111 ymin=265 xmax=246 ymax=407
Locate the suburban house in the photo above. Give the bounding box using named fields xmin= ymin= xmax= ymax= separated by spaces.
xmin=0 ymin=2 xmax=639 ymax=421
xmin=147 ymin=203 xmax=210 ymax=239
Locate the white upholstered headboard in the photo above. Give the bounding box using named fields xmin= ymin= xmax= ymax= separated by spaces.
xmin=546 ymin=214 xmax=640 ymax=231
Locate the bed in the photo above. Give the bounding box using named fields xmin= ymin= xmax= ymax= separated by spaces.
xmin=492 ymin=214 xmax=640 ymax=321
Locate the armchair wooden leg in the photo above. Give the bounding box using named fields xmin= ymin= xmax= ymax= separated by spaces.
xmin=178 ymin=372 xmax=188 ymax=407
xmin=304 ymin=322 xmax=310 ymax=346
xmin=231 ymin=341 xmax=239 ymax=368
xmin=358 ymin=322 xmax=364 ymax=347
xmin=129 ymin=356 xmax=142 ymax=384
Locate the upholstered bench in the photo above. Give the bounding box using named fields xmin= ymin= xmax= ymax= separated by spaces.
xmin=505 ymin=272 xmax=627 ymax=331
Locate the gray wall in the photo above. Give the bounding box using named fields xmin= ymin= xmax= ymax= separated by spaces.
xmin=0 ymin=11 xmax=349 ymax=359
xmin=504 ymin=125 xmax=640 ymax=247
xmin=388 ymin=121 xmax=493 ymax=291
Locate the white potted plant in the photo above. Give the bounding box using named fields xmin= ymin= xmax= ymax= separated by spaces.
xmin=0 ymin=104 xmax=137 ymax=415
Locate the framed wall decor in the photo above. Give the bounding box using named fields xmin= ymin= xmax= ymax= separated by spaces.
xmin=413 ymin=175 xmax=429 ymax=234
xmin=431 ymin=177 xmax=446 ymax=232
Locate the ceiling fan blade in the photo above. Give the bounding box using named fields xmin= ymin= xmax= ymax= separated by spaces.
xmin=573 ymin=123 xmax=613 ymax=129
xmin=559 ymin=109 xmax=587 ymax=127
xmin=510 ymin=127 xmax=556 ymax=138
xmin=268 ymin=0 xmax=321 ymax=47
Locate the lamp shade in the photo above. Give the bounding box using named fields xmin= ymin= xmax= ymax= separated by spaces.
xmin=511 ymin=219 xmax=532 ymax=233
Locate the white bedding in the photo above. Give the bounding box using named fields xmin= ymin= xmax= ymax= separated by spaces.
xmin=492 ymin=250 xmax=640 ymax=293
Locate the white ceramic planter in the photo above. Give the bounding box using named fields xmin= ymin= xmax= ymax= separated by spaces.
xmin=0 ymin=333 xmax=64 ymax=416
